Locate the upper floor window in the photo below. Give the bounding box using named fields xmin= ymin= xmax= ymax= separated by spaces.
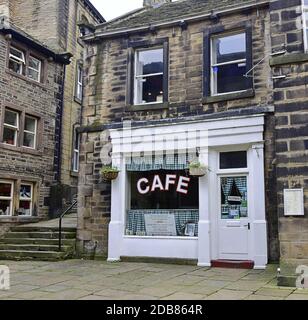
xmin=211 ymin=32 xmax=249 ymax=95
xmin=303 ymin=0 xmax=308 ymax=51
xmin=9 ymin=47 xmax=25 ymax=75
xmin=72 ymin=129 xmax=80 ymax=172
xmin=3 ymin=109 xmax=19 ymax=146
xmin=75 ymin=64 xmax=83 ymax=101
xmin=8 ymin=45 xmax=43 ymax=83
xmin=23 ymin=115 xmax=37 ymax=149
xmin=134 ymin=47 xmax=164 ymax=105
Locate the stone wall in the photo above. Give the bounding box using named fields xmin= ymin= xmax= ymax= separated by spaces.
xmin=0 ymin=33 xmax=65 ymax=231
xmin=78 ymin=6 xmax=279 ymax=260
xmin=270 ymin=0 xmax=308 ymax=285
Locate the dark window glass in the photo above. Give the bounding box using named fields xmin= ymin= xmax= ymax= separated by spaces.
xmin=220 ymin=151 xmax=247 ymax=169
xmin=130 ymin=170 xmax=199 ymax=210
xmin=142 ymin=74 xmax=163 ymax=103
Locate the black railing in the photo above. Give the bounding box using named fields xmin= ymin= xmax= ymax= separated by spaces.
xmin=58 ymin=199 xmax=78 ymax=251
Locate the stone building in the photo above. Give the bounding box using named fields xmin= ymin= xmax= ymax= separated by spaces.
xmin=0 ymin=4 xmax=70 ymax=235
xmin=0 ymin=0 xmax=104 ymax=240
xmin=78 ymin=0 xmax=308 ymax=285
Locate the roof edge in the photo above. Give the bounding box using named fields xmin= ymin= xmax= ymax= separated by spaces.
xmin=83 ymin=0 xmax=106 ymax=23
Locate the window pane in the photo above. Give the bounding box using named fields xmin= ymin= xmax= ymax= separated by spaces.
xmin=10 ymin=47 xmax=24 ymax=60
xmin=137 ymin=48 xmax=163 ymax=75
xmin=20 ymin=185 xmax=32 ymax=199
xmin=25 ymin=116 xmax=36 ymax=133
xmin=0 ymin=183 xmax=12 ymax=197
xmin=214 ymin=33 xmax=246 ymax=64
xmin=27 ymin=68 xmax=40 ymax=81
xmin=220 ymin=151 xmax=247 ymax=169
xmin=214 ymin=62 xmax=249 ymax=93
xmin=23 ymin=132 xmax=35 ymax=148
xmin=4 ymin=110 xmax=18 ymax=126
xmin=221 ymin=176 xmax=248 ymax=219
xmin=9 ymin=59 xmax=23 ymax=74
xmin=140 ymin=74 xmax=163 ymax=103
xmin=29 ymin=57 xmax=40 ymax=71
xmin=3 ymin=127 xmax=16 ymax=145
xmin=19 ymin=200 xmax=31 ymax=216
xmin=0 ymin=200 xmax=11 ymax=216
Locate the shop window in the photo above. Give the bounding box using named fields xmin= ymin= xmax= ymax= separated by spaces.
xmin=75 ymin=64 xmax=83 ymax=101
xmin=0 ymin=181 xmax=13 ymax=216
xmin=3 ymin=109 xmax=19 ymax=146
xmin=9 ymin=46 xmax=25 ymax=75
xmin=221 ymin=176 xmax=248 ymax=220
xmin=126 ymin=154 xmax=199 ymax=237
xmin=303 ymin=0 xmax=308 ymax=51
xmin=72 ymin=129 xmax=80 ymax=172
xmin=18 ymin=184 xmax=33 ymax=216
xmin=220 ymin=151 xmax=247 ymax=169
xmin=23 ymin=115 xmax=37 ymax=149
xmin=27 ymin=56 xmax=41 ymax=82
xmin=134 ymin=48 xmax=164 ymax=105
xmin=211 ymin=32 xmax=249 ymax=95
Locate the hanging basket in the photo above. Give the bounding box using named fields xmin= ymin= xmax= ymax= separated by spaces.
xmin=101 ymin=166 xmax=120 ymax=181
xmin=189 ymin=167 xmax=207 ymax=177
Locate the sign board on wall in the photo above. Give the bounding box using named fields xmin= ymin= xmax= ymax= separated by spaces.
xmin=284 ymin=189 xmax=304 ymax=216
xmin=144 ymin=214 xmax=177 ymax=236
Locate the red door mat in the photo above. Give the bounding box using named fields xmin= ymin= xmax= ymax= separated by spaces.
xmin=211 ymin=260 xmax=254 ymax=269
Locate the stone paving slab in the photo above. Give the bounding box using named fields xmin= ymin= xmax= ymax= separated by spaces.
xmin=0 ymin=259 xmax=303 ymax=300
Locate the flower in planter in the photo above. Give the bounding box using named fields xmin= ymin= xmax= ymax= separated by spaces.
xmin=100 ymin=165 xmax=120 ymax=181
xmin=188 ymin=160 xmax=209 ymax=177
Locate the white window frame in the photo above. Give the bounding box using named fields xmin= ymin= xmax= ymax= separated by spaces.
xmin=72 ymin=130 xmax=80 ymax=172
xmin=3 ymin=109 xmax=19 ymax=146
xmin=19 ymin=183 xmax=33 ymax=216
xmin=134 ymin=47 xmax=164 ymax=105
xmin=302 ymin=0 xmax=308 ymax=52
xmin=210 ymin=31 xmax=247 ymax=96
xmin=22 ymin=115 xmax=37 ymax=149
xmin=9 ymin=46 xmax=25 ymax=75
xmin=27 ymin=56 xmax=41 ymax=82
xmin=76 ymin=65 xmax=83 ymax=101
xmin=0 ymin=180 xmax=14 ymax=216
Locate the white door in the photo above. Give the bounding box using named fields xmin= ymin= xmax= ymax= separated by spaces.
xmin=218 ymin=175 xmax=251 ymax=260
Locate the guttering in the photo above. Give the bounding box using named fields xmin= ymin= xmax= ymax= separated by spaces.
xmin=83 ymin=0 xmax=269 ymax=41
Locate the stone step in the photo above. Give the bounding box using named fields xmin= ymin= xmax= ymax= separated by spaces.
xmin=0 ymin=243 xmax=72 ymax=252
xmin=0 ymin=238 xmax=75 ymax=246
xmin=0 ymin=250 xmax=72 ymax=261
xmin=4 ymin=231 xmax=76 ymax=240
xmin=10 ymin=226 xmax=76 ymax=233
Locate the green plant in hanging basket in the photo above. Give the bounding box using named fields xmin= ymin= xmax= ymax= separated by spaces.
xmin=100 ymin=165 xmax=120 ymax=181
xmin=188 ymin=161 xmax=208 ymax=177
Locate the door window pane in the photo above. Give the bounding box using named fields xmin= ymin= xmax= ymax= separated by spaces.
xmin=221 ymin=176 xmax=248 ymax=219
xmin=0 ymin=181 xmax=13 ymax=216
xmin=220 ymin=151 xmax=247 ymax=169
xmin=19 ymin=184 xmax=32 ymax=216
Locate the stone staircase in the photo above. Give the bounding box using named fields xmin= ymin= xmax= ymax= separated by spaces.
xmin=0 ymin=213 xmax=77 ymax=261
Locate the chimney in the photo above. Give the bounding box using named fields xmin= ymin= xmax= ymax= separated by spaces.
xmin=143 ymin=0 xmax=172 ymax=8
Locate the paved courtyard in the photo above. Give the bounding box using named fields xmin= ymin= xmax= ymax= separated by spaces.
xmin=0 ymin=260 xmax=307 ymax=300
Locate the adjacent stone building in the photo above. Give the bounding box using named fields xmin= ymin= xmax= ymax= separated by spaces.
xmin=78 ymin=0 xmax=308 ymax=285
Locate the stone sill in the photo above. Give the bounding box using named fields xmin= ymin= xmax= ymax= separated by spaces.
xmin=128 ymin=102 xmax=169 ymax=112
xmin=0 ymin=143 xmax=42 ymax=156
xmin=70 ymin=170 xmax=79 ymax=177
xmin=0 ymin=216 xmax=40 ymax=223
xmin=202 ymin=89 xmax=255 ymax=104
xmin=270 ymin=53 xmax=308 ymax=66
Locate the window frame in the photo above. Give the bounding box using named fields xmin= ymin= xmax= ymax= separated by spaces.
xmin=0 ymin=180 xmax=14 ymax=216
xmin=75 ymin=63 xmax=83 ymax=102
xmin=203 ymin=23 xmax=253 ymax=99
xmin=18 ymin=183 xmax=33 ymax=216
xmin=22 ymin=115 xmax=38 ymax=149
xmin=127 ymin=38 xmax=169 ymax=108
xmin=3 ymin=109 xmax=19 ymax=146
xmin=9 ymin=46 xmax=25 ymax=75
xmin=303 ymin=0 xmax=308 ymax=52
xmin=27 ymin=55 xmax=42 ymax=83
xmin=72 ymin=129 xmax=80 ymax=172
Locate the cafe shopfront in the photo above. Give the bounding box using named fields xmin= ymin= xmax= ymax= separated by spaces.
xmin=107 ymin=113 xmax=268 ymax=269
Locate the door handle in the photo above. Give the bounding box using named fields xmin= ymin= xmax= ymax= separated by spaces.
xmin=244 ymin=223 xmax=251 ymax=230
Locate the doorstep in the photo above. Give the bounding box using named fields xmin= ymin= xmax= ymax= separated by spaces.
xmin=211 ymin=259 xmax=255 ymax=269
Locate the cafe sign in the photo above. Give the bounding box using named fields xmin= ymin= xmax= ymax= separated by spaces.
xmin=137 ymin=174 xmax=191 ymax=195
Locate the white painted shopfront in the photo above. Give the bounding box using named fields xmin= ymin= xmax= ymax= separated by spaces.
xmin=107 ymin=114 xmax=268 ymax=269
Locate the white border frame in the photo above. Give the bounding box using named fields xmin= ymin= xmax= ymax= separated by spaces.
xmin=0 ymin=180 xmax=14 ymax=216
xmin=19 ymin=183 xmax=33 ymax=216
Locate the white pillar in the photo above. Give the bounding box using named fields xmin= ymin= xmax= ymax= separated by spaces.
xmin=197 ymin=148 xmax=211 ymax=267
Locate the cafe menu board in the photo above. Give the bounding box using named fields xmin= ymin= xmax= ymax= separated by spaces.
xmin=144 ymin=214 xmax=177 ymax=236
xmin=284 ymin=189 xmax=304 ymax=216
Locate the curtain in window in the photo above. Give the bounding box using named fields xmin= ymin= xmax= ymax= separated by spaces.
xmin=126 ymin=209 xmax=199 ymax=236
xmin=126 ymin=153 xmax=195 ymax=171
